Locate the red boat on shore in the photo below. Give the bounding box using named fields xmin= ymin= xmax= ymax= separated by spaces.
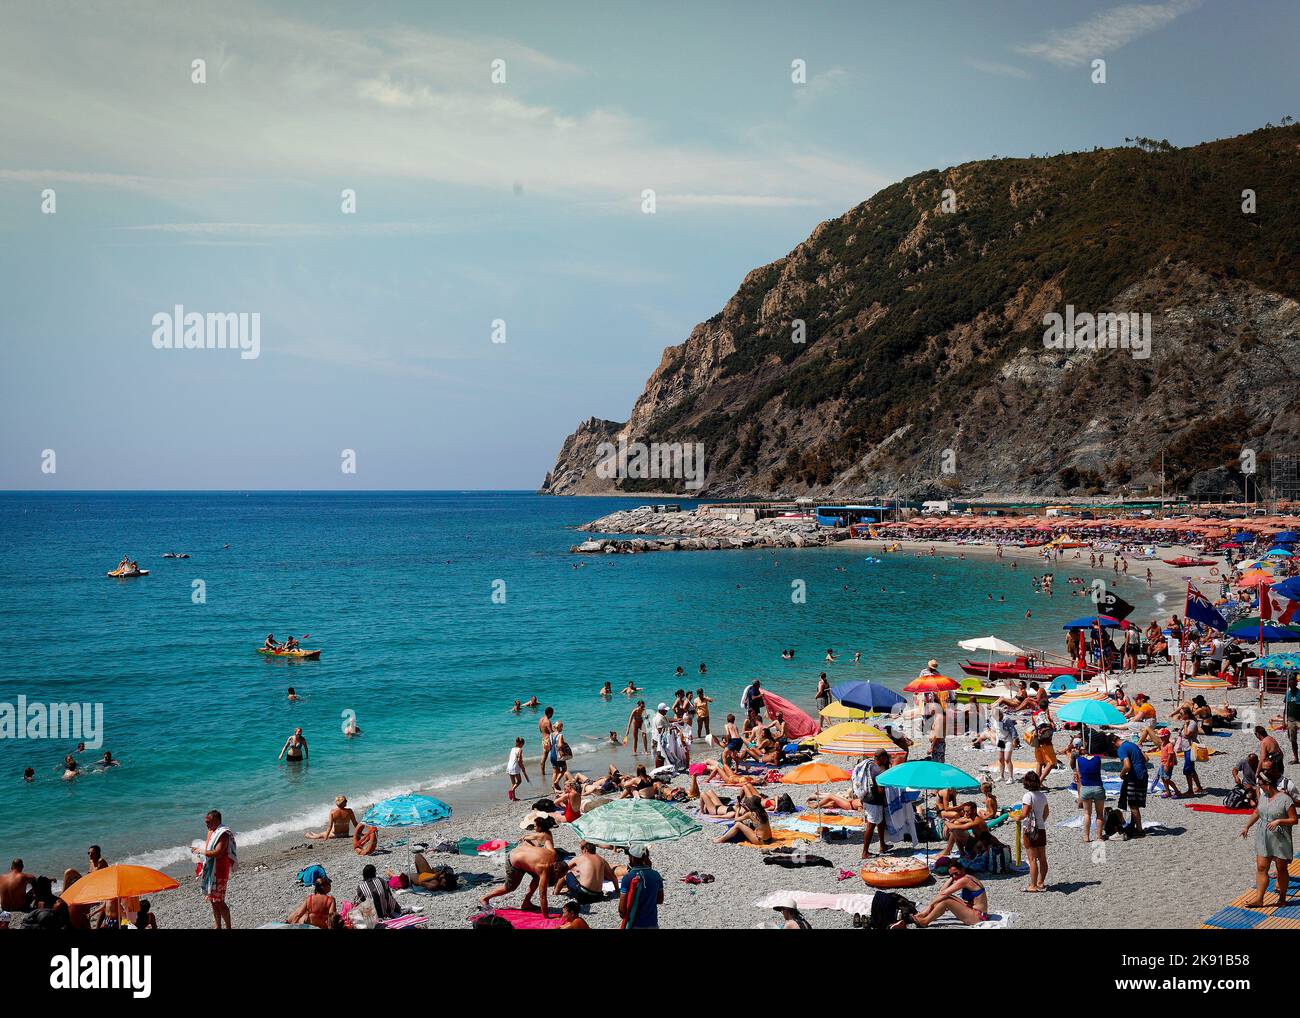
xmin=959 ymin=654 xmax=1100 ymax=682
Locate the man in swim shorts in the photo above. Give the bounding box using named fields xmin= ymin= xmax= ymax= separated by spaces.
xmin=479 ymin=842 xmax=558 ymax=918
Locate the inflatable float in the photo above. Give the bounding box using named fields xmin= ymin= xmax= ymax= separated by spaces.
xmin=860 ymin=856 xmax=931 ymax=889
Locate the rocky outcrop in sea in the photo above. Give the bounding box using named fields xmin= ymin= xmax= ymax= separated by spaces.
xmin=570 ymin=506 xmax=848 ymax=553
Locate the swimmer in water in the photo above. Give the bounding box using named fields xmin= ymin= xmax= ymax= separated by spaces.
xmin=343 ymin=715 xmax=361 ymax=738
xmin=675 ymin=667 xmax=685 ymax=678
xmin=287 ymin=687 xmax=300 ymax=701
xmin=599 ymin=682 xmax=613 ymax=698
xmin=24 ymin=767 xmax=35 ymax=782
xmin=523 ymin=696 xmax=541 ymax=708
xmin=278 ymin=727 xmax=308 ymax=763
xmin=62 ymin=755 xmax=78 ymax=781
xmin=511 ymin=699 xmax=523 ymax=713
xmin=622 ymin=681 xmax=641 ymax=695
xmin=98 ymin=751 xmax=118 ymax=769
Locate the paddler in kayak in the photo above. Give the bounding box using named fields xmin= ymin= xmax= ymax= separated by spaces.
xmin=284 ymin=635 xmax=300 ymax=652
xmin=263 ymin=634 xmax=281 ymax=651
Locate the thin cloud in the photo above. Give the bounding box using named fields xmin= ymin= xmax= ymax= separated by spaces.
xmin=966 ymin=59 xmax=1032 ymax=80
xmin=1016 ymin=0 xmax=1202 ymax=67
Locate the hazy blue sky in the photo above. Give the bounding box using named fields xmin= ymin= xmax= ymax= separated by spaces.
xmin=1 ymin=0 xmax=1295 ymax=489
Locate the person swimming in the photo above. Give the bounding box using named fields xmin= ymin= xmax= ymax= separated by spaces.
xmin=287 ymin=687 xmax=300 ymax=701
xmin=599 ymin=682 xmax=613 ymax=698
xmin=62 ymin=755 xmax=78 ymax=781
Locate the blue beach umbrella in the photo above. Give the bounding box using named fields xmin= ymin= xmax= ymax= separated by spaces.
xmin=829 ymin=680 xmax=906 ymax=713
xmin=1226 ymin=619 xmax=1300 ymax=642
xmin=1231 ymin=532 xmax=1256 ymax=544
xmin=1272 ymin=531 xmax=1299 ymax=543
xmin=362 ymin=794 xmax=453 ymax=828
xmin=1267 ymin=548 xmax=1293 ymax=557
xmin=1048 ymin=676 xmax=1079 ymax=692
xmin=1271 ymin=577 xmax=1300 ymax=601
xmin=1252 ymin=653 xmax=1300 ymax=672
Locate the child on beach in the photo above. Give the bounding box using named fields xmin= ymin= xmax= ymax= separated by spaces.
xmin=506 ymin=737 xmax=528 ymax=801
xmin=1154 ymin=730 xmax=1181 ymax=798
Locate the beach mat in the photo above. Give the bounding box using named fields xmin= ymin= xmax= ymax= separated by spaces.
xmin=733 ymin=829 xmax=817 ymax=851
xmin=753 ymin=889 xmax=876 ymax=914
xmin=470 ymin=908 xmax=564 ymax=930
xmin=798 ymin=812 xmax=864 ymax=826
xmin=1185 ymin=803 xmax=1253 ymax=815
xmin=925 ymin=911 xmax=1017 ymax=929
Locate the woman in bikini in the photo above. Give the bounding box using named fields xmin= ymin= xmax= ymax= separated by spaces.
xmin=901 ymin=860 xmax=989 ymax=926
xmin=289 ymin=877 xmax=337 ymax=929
xmin=712 ymin=796 xmax=774 ymax=846
xmin=278 ymin=727 xmax=308 ymax=763
xmin=305 ymin=795 xmax=358 ymax=839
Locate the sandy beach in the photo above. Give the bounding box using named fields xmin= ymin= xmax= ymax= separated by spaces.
xmin=143 ymin=539 xmax=1277 ymax=930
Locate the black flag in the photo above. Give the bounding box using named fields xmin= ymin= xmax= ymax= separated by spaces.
xmin=1100 ymin=590 xmax=1135 ymax=621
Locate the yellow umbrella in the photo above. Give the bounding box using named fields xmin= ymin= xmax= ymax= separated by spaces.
xmin=819 ymin=701 xmax=869 ymax=721
xmin=813 ymin=722 xmax=904 ymax=760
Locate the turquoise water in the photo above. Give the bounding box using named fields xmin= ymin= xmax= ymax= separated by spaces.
xmin=0 ymin=492 xmax=1165 ymax=872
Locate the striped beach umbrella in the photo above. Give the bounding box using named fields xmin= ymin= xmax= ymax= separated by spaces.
xmin=1055 ymin=686 xmax=1105 ymax=704
xmin=819 ymin=701 xmax=869 ymax=721
xmin=902 ymin=674 xmax=960 ymax=694
xmin=570 ymin=798 xmax=701 ymax=847
xmin=812 ymin=722 xmax=903 ymax=760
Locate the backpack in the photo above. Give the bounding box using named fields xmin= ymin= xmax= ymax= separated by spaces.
xmin=1224 ymin=784 xmax=1251 ymax=810
xmin=531 ymin=798 xmax=557 ymax=813
xmin=473 ymin=913 xmax=514 ymax=930
xmin=867 ymin=891 xmax=918 ymax=929
xmin=1101 ymin=807 xmax=1126 ymax=839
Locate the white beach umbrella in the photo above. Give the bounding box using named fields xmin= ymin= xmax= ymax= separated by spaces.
xmin=957 ymin=636 xmax=1024 ymax=681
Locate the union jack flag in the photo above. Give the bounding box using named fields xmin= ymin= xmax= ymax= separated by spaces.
xmin=1185 ymin=583 xmax=1226 ymax=632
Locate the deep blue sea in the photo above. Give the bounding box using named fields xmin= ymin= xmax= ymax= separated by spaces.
xmin=0 ymin=492 xmax=1168 ymax=872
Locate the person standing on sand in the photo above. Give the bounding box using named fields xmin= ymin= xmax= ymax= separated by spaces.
xmin=479 ymin=841 xmax=558 ymax=919
xmin=1240 ymin=770 xmax=1297 ymax=907
xmin=1020 ymin=772 xmax=1049 ymax=892
xmin=624 ymin=700 xmax=647 ymax=753
xmin=538 ymin=706 xmax=555 ymax=778
xmin=618 ymin=845 xmax=664 ymax=929
xmin=1114 ymin=734 xmax=1148 ymax=836
xmin=815 ymin=673 xmax=831 ymax=712
xmin=693 ymin=689 xmax=713 ymax=739
xmin=1285 ymin=676 xmax=1300 ymax=764
xmin=199 ymin=809 xmax=234 ymax=929
xmin=853 ymin=750 xmax=891 ymax=858
xmin=506 ymin=737 xmax=529 ymax=801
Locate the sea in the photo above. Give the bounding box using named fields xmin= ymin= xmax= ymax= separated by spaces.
xmin=0 ymin=491 xmax=1170 ymax=873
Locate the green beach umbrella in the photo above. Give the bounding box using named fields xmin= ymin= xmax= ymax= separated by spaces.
xmin=569 ymin=798 xmax=702 ymax=847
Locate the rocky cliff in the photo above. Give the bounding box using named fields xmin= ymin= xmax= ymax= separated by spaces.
xmin=541 ymin=125 xmax=1300 ymax=500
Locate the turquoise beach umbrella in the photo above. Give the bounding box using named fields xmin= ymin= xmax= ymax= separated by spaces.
xmin=570 ymin=798 xmax=701 ymax=847
xmin=1253 ymin=653 xmax=1300 ymax=672
xmin=362 ymin=794 xmax=452 ymax=828
xmin=876 ymin=760 xmax=980 ymax=791
xmin=876 ymin=760 xmax=980 ymax=862
xmin=1048 ymin=676 xmax=1079 ymax=692
xmin=1055 ymin=699 xmax=1126 ymax=726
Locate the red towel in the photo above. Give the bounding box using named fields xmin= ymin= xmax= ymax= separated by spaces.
xmin=1184 ymin=804 xmax=1253 ymax=815
xmin=472 ymin=907 xmax=563 ymax=930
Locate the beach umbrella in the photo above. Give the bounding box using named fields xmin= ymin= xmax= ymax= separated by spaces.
xmin=783 ymin=761 xmax=853 ymax=833
xmin=1273 ymin=531 xmax=1299 ymax=543
xmin=1271 ymin=577 xmax=1300 ymax=601
xmin=876 ymin=761 xmax=980 ymax=861
xmin=902 ymin=674 xmax=960 ymax=694
xmin=1226 ymin=618 xmax=1300 ymax=642
xmin=362 ymin=794 xmax=453 ymax=869
xmin=1267 ymin=548 xmax=1293 ymax=557
xmin=1179 ymin=677 xmax=1233 ymax=690
xmin=570 ymin=798 xmax=701 ymax=847
xmin=1055 ymin=699 xmax=1126 ymax=726
xmin=61 ymin=864 xmax=179 ymax=928
xmin=1047 ymin=675 xmax=1079 ymax=692
xmin=1232 ymin=532 xmax=1256 ymax=543
xmin=820 ymin=701 xmax=869 ymax=721
xmin=829 ymin=680 xmax=906 ymax=713
xmin=1252 ymin=652 xmax=1300 ymax=672
xmin=958 ymin=635 xmax=1025 ymax=682
xmin=812 ymin=723 xmax=904 ymax=761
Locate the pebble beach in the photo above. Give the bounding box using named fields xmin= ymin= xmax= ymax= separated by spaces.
xmin=145 ymin=541 xmax=1279 ymax=930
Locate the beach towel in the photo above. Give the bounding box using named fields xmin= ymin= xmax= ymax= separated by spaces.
xmin=200 ymin=825 xmax=236 ymax=896
xmin=380 ymin=914 xmax=429 ymax=930
xmin=470 ymin=908 xmax=564 ymax=930
xmin=760 ymin=691 xmax=818 ymax=740
xmin=733 ymin=829 xmax=817 ymax=850
xmin=753 ymin=889 xmax=876 ymax=914
xmin=798 ymin=811 xmax=864 ymax=826
xmin=925 ymin=911 xmax=1018 ymax=929
xmin=1185 ymin=803 xmax=1253 ymax=815
xmin=883 ymin=786 xmax=917 ymax=846
xmin=772 ymin=817 xmax=860 ymax=836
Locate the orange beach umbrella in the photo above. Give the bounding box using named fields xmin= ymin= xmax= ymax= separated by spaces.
xmin=902 ymin=674 xmax=960 ymax=694
xmin=61 ymin=864 xmax=179 ymax=905
xmin=783 ymin=761 xmax=852 ymax=785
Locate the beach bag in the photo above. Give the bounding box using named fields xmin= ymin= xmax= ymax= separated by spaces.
xmin=473 ymin=914 xmax=514 ymax=930
xmin=531 ymin=798 xmax=557 ymax=813
xmin=1224 ymin=784 xmax=1251 ymax=810
xmin=1102 ymin=807 xmax=1126 ymax=839
xmin=774 ymin=793 xmax=797 ymax=814
xmin=867 ymin=891 xmax=917 ymax=930
xmin=297 ymin=864 xmax=328 ymax=888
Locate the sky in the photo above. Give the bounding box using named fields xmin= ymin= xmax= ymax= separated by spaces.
xmin=1 ymin=0 xmax=1296 ymax=489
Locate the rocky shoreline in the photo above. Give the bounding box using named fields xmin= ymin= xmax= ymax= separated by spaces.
xmin=571 ymin=506 xmax=849 ymax=553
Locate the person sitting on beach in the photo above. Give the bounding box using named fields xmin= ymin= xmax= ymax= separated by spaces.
xmin=288 ymin=876 xmax=337 ymax=929
xmin=521 ymin=814 xmax=559 ymax=849
xmin=0 ymin=859 xmax=34 ymax=913
xmin=558 ymin=900 xmax=590 ymax=929
xmin=1232 ymin=754 xmax=1260 ymax=809
xmin=935 ymin=787 xmax=959 ymax=818
xmin=354 ymin=863 xmax=402 ymax=920
xmin=554 ymin=841 xmax=615 ymax=905
xmin=619 ymin=764 xmax=660 ymax=800
xmin=712 ymin=795 xmax=774 ymax=846
xmin=1126 ymin=693 xmax=1156 ymax=724
xmin=897 ymin=859 xmax=989 ymax=927
xmin=479 ymin=842 xmax=558 ymax=918
xmin=305 ymin=795 xmax=358 ymax=839
xmin=940 ymin=802 xmax=992 ymax=858
xmin=995 ymin=681 xmax=1033 ymax=712
xmin=977 ymin=782 xmax=999 ymax=819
